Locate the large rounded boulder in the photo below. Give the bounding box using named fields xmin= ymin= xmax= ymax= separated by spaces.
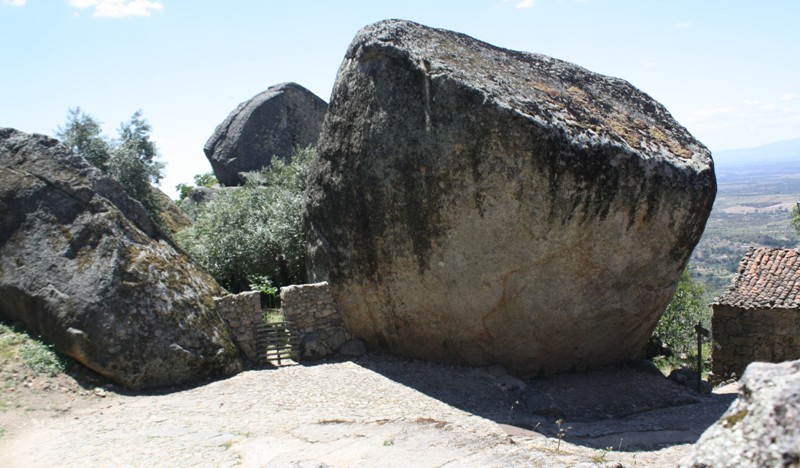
xmin=0 ymin=128 xmax=243 ymax=389
xmin=305 ymin=20 xmax=716 ymax=375
xmin=204 ymin=82 xmax=327 ymax=186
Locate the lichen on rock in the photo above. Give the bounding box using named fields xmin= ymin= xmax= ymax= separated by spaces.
xmin=0 ymin=127 xmax=242 ymax=390
xmin=304 ymin=20 xmax=716 ymax=376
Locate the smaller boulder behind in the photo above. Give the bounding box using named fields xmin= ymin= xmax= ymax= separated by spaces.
xmin=204 ymin=82 xmax=327 ymax=186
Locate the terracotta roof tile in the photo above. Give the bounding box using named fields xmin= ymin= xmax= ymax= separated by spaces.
xmin=715 ymin=248 xmax=800 ymax=310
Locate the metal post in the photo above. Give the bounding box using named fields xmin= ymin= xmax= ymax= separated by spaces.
xmin=697 ymin=324 xmax=702 ymax=393
xmin=694 ymin=322 xmax=710 ymax=393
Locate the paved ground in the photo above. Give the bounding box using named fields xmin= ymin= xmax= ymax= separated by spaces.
xmin=0 ymin=353 xmax=736 ymax=467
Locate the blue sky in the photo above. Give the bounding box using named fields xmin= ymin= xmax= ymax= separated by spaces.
xmin=1 ymin=1 xmax=798 ymax=197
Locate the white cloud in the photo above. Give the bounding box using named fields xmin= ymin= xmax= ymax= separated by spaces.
xmin=69 ymin=0 xmax=164 ymax=18
xmin=645 ymin=60 xmax=658 ymax=68
xmin=672 ymin=22 xmax=692 ymax=29
xmin=781 ymin=92 xmax=799 ymax=101
xmin=742 ymin=99 xmax=762 ymax=106
xmin=516 ymin=0 xmax=535 ymax=8
xmin=760 ymin=103 xmax=777 ymax=111
xmin=2 ymin=0 xmax=27 ymax=6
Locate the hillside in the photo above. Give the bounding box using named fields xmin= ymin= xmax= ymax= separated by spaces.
xmin=690 ymin=139 xmax=800 ymax=300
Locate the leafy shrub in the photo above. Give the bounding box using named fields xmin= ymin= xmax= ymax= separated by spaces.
xmin=651 ymin=268 xmax=709 ymax=356
xmin=175 ymin=147 xmax=312 ymax=292
xmin=176 ymin=172 xmax=218 ymax=202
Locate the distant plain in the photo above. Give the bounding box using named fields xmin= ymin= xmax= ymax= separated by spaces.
xmin=690 ymin=141 xmax=800 ymax=300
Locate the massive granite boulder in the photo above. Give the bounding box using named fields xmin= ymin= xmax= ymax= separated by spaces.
xmin=204 ymin=82 xmax=327 ymax=186
xmin=683 ymin=360 xmax=800 ymax=467
xmin=305 ymin=20 xmax=716 ymax=375
xmin=0 ymin=128 xmax=243 ymax=389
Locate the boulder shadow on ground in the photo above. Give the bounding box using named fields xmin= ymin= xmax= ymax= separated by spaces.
xmin=350 ymin=353 xmax=736 ymax=451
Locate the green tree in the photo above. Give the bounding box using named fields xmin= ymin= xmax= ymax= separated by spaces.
xmin=175 ymin=147 xmax=312 ymax=292
xmin=56 ymin=108 xmax=164 ymax=219
xmin=55 ymin=107 xmax=112 ymax=170
xmin=108 ymin=111 xmax=165 ymax=215
xmin=651 ymin=268 xmax=709 ymax=356
xmin=791 ymin=203 xmax=800 ymax=238
xmin=176 ymin=172 xmax=218 ymax=202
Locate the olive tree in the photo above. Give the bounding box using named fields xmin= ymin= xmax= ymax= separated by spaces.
xmin=175 ymin=147 xmax=311 ymax=292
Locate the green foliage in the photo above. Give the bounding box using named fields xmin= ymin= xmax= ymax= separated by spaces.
xmin=176 ymin=172 xmax=218 ymax=201
xmin=56 ymin=107 xmax=113 ymax=170
xmin=1 ymin=323 xmax=69 ymax=377
xmin=249 ymin=275 xmax=278 ymax=296
xmin=107 ymin=111 xmax=165 ymax=215
xmin=651 ymin=268 xmax=709 ymax=356
xmin=791 ymin=204 xmax=800 ymax=238
xmin=175 ymin=147 xmax=312 ymax=292
xmin=654 ymin=341 xmax=712 ymax=378
xmin=262 ymin=309 xmax=285 ymax=324
xmin=194 ymin=172 xmax=218 ymax=188
xmin=56 ymin=107 xmax=164 ymax=219
xmin=250 ymin=274 xmax=280 ymax=309
xmin=19 ymin=342 xmax=66 ymax=377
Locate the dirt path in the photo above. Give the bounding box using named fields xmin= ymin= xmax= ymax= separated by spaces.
xmin=0 ymin=354 xmax=735 ymax=467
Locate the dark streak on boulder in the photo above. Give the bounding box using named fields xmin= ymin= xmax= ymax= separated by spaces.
xmin=305 ymin=20 xmax=716 ymax=375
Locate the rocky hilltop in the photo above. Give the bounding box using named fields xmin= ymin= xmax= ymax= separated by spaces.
xmin=305 ymin=20 xmax=716 ymax=375
xmin=0 ymin=128 xmax=242 ymax=389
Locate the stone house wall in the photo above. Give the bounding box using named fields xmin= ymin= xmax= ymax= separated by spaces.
xmin=214 ymin=291 xmax=262 ymax=364
xmin=712 ymin=304 xmax=800 ymax=380
xmin=280 ymin=282 xmax=352 ymax=359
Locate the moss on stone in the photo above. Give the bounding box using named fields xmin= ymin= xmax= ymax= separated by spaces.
xmin=722 ymin=408 xmax=748 ymax=428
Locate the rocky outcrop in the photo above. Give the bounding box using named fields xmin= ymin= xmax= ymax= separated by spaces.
xmin=683 ymin=360 xmax=800 ymax=467
xmin=151 ymin=186 xmax=193 ymax=235
xmin=0 ymin=128 xmax=243 ymax=389
xmin=204 ymin=82 xmax=327 ymax=186
xmin=304 ymin=20 xmax=716 ymax=375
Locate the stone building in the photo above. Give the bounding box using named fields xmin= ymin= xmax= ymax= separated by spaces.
xmin=712 ymin=247 xmax=800 ymax=380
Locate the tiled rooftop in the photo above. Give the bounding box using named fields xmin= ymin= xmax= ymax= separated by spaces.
xmin=715 ymin=248 xmax=800 ymax=309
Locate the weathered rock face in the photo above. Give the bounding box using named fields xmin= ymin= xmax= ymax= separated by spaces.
xmin=305 ymin=20 xmax=716 ymax=375
xmin=683 ymin=360 xmax=800 ymax=467
xmin=0 ymin=128 xmax=243 ymax=389
xmin=151 ymin=186 xmax=193 ymax=235
xmin=204 ymin=82 xmax=327 ymax=186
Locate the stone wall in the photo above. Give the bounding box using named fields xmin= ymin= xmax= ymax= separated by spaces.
xmin=215 ymin=291 xmax=262 ymax=364
xmin=281 ymin=282 xmax=352 ymax=359
xmin=712 ymin=304 xmax=800 ymax=380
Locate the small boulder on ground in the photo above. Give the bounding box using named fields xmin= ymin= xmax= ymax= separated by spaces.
xmin=338 ymin=339 xmax=366 ymax=358
xmin=0 ymin=128 xmax=243 ymax=390
xmin=683 ymin=359 xmax=800 ymax=467
xmin=305 ymin=20 xmax=716 ymax=376
xmin=204 ymin=82 xmax=327 ymax=186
